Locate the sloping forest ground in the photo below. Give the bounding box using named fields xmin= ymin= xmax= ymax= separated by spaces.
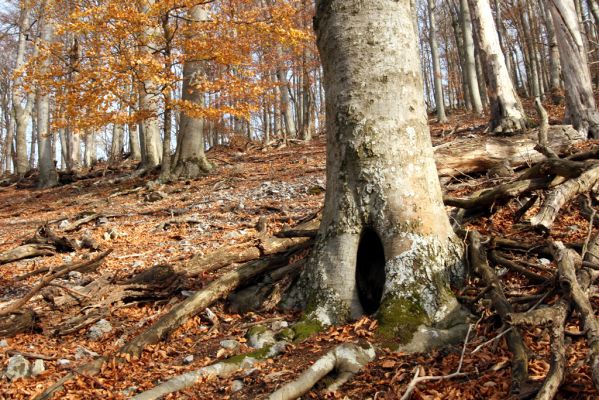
xmin=0 ymin=98 xmax=598 ymax=399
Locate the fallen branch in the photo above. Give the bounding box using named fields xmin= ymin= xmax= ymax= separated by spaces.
xmin=531 ymin=165 xmax=599 ymax=231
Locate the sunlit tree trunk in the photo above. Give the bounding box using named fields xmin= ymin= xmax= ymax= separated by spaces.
xmin=36 ymin=0 xmax=58 ymax=188
xmin=298 ymin=0 xmax=464 ymax=346
xmin=547 ymin=0 xmax=599 ymax=138
xmin=469 ymin=0 xmax=527 ymax=133
xmin=541 ymin=0 xmax=562 ymax=103
xmin=110 ymin=124 xmax=124 ymax=164
xmin=12 ymin=5 xmax=35 ymax=178
xmin=172 ymin=5 xmax=212 ymax=178
xmin=84 ymin=131 xmax=96 ymax=167
xmin=428 ymin=0 xmax=448 ymax=123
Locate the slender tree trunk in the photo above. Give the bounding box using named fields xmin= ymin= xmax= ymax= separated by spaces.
xmin=428 ymin=0 xmax=448 ymax=123
xmin=299 ymin=0 xmax=464 ymax=345
xmin=36 ymin=0 xmax=58 ymax=188
xmin=460 ymin=0 xmax=484 ymax=114
xmin=84 ymin=131 xmax=96 ymax=167
xmin=547 ymin=0 xmax=599 ymax=138
xmin=110 ymin=124 xmax=124 ymax=164
xmin=12 ymin=5 xmax=34 ymax=178
xmin=468 ymin=0 xmax=527 ymax=133
xmin=541 ymin=0 xmax=563 ymax=103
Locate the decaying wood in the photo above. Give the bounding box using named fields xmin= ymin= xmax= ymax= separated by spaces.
xmin=181 ymin=243 xmax=261 ymax=276
xmin=444 ymin=177 xmax=558 ymax=210
xmin=534 ymin=98 xmax=559 ymax=159
xmin=489 ymin=251 xmax=550 ymax=283
xmin=0 ymin=309 xmax=38 ymax=338
xmin=468 ymin=231 xmax=529 ymax=392
xmin=120 ymin=250 xmax=297 ymax=358
xmin=0 ymin=250 xmax=112 ymax=317
xmin=434 ymin=125 xmax=583 ymax=178
xmin=26 ymin=225 xmax=79 ymax=252
xmin=531 ymin=165 xmax=599 ymax=230
xmin=0 ymin=244 xmax=55 ymax=266
xmin=267 ymin=342 xmax=375 ymax=400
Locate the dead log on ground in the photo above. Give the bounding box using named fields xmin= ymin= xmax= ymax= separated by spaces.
xmin=434 ymin=125 xmax=584 ymax=178
xmin=0 ymin=244 xmax=55 ymax=266
xmin=531 ymin=165 xmax=599 ymax=231
xmin=0 ymin=309 xmax=39 ymax=337
xmin=26 ymin=225 xmax=79 ymax=252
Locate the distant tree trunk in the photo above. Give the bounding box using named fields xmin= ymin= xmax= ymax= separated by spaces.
xmin=65 ymin=127 xmax=81 ymax=171
xmin=30 ymin=102 xmax=37 ymax=169
xmin=276 ymin=47 xmax=296 ymax=140
xmin=547 ymin=0 xmax=599 ymax=138
xmin=138 ymin=0 xmax=162 ymax=169
xmin=172 ymin=5 xmax=212 ymax=178
xmin=460 ymin=0 xmax=484 ymax=114
xmin=110 ymin=124 xmax=124 ymax=164
xmin=299 ymin=0 xmax=464 ymax=344
xmin=84 ymin=131 xmax=96 ymax=167
xmin=468 ymin=0 xmax=527 ymax=133
xmin=13 ymin=5 xmax=35 ymax=178
xmin=128 ymin=102 xmax=142 ymax=161
xmin=36 ymin=0 xmax=58 ymax=188
xmin=428 ymin=0 xmax=448 ymax=123
xmin=541 ymin=1 xmax=563 ymax=103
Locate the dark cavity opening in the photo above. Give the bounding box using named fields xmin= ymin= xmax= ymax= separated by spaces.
xmin=355 ymin=227 xmax=386 ymax=315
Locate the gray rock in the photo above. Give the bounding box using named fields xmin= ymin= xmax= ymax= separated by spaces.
xmin=220 ymin=340 xmax=240 ymax=350
xmin=5 ymin=355 xmax=30 ymax=380
xmin=271 ymin=321 xmax=288 ymax=331
xmin=68 ymin=271 xmax=83 ymax=281
xmin=132 ymin=260 xmax=144 ymax=268
xmin=246 ymin=326 xmax=276 ymax=349
xmin=96 ymin=217 xmax=109 ymax=226
xmin=145 ymin=191 xmax=168 ymax=202
xmin=231 ymin=380 xmax=244 ymax=393
xmin=31 ymin=359 xmax=45 ymax=376
xmin=57 ymin=359 xmax=71 ymax=367
xmin=62 ymin=255 xmax=73 ymax=264
xmin=539 ymin=258 xmax=551 ymax=265
xmin=183 ymin=355 xmax=194 ymax=364
xmin=87 ymin=319 xmax=113 ymax=340
xmin=58 ymin=220 xmax=70 ymax=230
xmin=121 ymin=386 xmax=138 ymax=396
xmin=75 ymin=346 xmax=99 ymax=360
xmin=0 ymin=339 xmax=8 ymax=348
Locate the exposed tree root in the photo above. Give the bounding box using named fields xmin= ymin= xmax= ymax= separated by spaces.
xmin=132 ymin=342 xmax=289 ymax=400
xmin=468 ymin=231 xmax=529 ymax=393
xmin=267 ymin=342 xmax=375 ymax=400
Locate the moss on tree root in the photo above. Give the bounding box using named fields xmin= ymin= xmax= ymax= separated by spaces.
xmin=376 ymin=297 xmax=430 ymax=343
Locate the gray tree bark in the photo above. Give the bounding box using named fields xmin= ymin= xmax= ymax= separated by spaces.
xmin=428 ymin=0 xmax=448 ymax=123
xmin=36 ymin=0 xmax=58 ymax=188
xmin=460 ymin=0 xmax=484 ymax=114
xmin=110 ymin=124 xmax=124 ymax=164
xmin=172 ymin=5 xmax=212 ymax=178
xmin=541 ymin=0 xmax=562 ymax=102
xmin=84 ymin=131 xmax=96 ymax=167
xmin=547 ymin=0 xmax=599 ymax=138
xmin=299 ymin=0 xmax=465 ymax=345
xmin=12 ymin=5 xmax=35 ymax=178
xmin=469 ymin=0 xmax=528 ymax=133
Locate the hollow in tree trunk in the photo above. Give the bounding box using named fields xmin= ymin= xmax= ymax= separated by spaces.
xmin=297 ymin=0 xmax=466 ymax=347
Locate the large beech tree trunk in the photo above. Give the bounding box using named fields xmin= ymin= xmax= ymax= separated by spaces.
xmin=547 ymin=0 xmax=599 ymax=138
xmin=172 ymin=5 xmax=212 ymax=178
xmin=468 ymin=0 xmax=527 ymax=133
xmin=300 ymin=0 xmax=464 ymax=344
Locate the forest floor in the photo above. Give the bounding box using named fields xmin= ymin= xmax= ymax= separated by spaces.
xmin=0 ymin=99 xmax=598 ymax=399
